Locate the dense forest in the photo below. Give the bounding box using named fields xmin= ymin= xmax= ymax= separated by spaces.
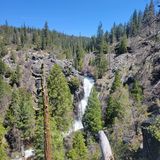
xmin=0 ymin=0 xmax=160 ymax=160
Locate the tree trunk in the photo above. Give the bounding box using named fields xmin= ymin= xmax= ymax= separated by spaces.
xmin=41 ymin=64 xmax=53 ymax=160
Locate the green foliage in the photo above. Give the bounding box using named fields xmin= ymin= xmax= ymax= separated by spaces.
xmin=111 ymin=139 xmax=131 ymax=160
xmin=0 ymin=76 xmax=11 ymax=105
xmin=148 ymin=117 xmax=160 ymax=141
xmin=32 ymin=31 xmax=41 ymax=50
xmin=10 ymin=51 xmax=16 ymax=63
xmin=0 ymin=59 xmax=11 ymax=78
xmin=34 ymin=115 xmax=44 ymax=160
xmin=51 ymin=119 xmax=65 ymax=160
xmin=106 ymin=85 xmax=131 ymax=126
xmin=0 ymin=120 xmax=9 ymax=160
xmin=0 ymin=23 xmax=90 ymax=59
xmin=74 ymin=45 xmax=84 ymax=71
xmin=95 ymin=23 xmax=108 ymax=78
xmin=68 ymin=76 xmax=80 ymax=93
xmin=63 ymin=49 xmax=72 ymax=59
xmin=83 ymin=87 xmax=103 ymax=135
xmin=0 ymin=39 xmax=8 ymax=58
xmin=117 ymin=35 xmax=128 ymax=54
xmin=0 ymin=59 xmax=7 ymax=75
xmin=5 ymin=88 xmax=35 ymax=140
xmin=131 ymin=80 xmax=143 ymax=103
xmin=67 ymin=131 xmax=88 ymax=160
xmin=10 ymin=65 xmax=21 ymax=87
xmin=48 ymin=64 xmax=73 ymax=132
xmin=111 ymin=71 xmax=122 ymax=93
xmin=41 ymin=21 xmax=50 ymax=50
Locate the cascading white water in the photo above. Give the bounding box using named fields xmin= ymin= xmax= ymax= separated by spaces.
xmin=64 ymin=77 xmax=94 ymax=136
xmin=72 ymin=77 xmax=94 ymax=131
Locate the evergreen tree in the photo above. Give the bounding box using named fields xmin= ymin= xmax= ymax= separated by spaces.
xmin=74 ymin=45 xmax=84 ymax=71
xmin=32 ymin=31 xmax=41 ymax=50
xmin=110 ymin=23 xmax=116 ymax=43
xmin=0 ymin=59 xmax=6 ymax=75
xmin=34 ymin=96 xmax=44 ymax=160
xmin=51 ymin=119 xmax=65 ymax=160
xmin=41 ymin=21 xmax=49 ymax=50
xmin=111 ymin=71 xmax=122 ymax=93
xmin=5 ymin=89 xmax=35 ymax=142
xmin=131 ymin=80 xmax=143 ymax=103
xmin=67 ymin=132 xmax=88 ymax=160
xmin=83 ymin=87 xmax=103 ymax=135
xmin=47 ymin=64 xmax=73 ymax=132
xmin=148 ymin=0 xmax=155 ymax=23
xmin=137 ymin=11 xmax=143 ymax=33
xmin=0 ymin=76 xmax=11 ymax=112
xmin=95 ymin=23 xmax=108 ymax=78
xmin=117 ymin=35 xmax=128 ymax=55
xmin=0 ymin=120 xmax=8 ymax=160
xmin=34 ymin=115 xmax=44 ymax=160
xmin=106 ymin=85 xmax=131 ymax=126
xmin=10 ymin=65 xmax=21 ymax=87
xmin=131 ymin=10 xmax=138 ymax=36
xmin=143 ymin=4 xmax=149 ymax=25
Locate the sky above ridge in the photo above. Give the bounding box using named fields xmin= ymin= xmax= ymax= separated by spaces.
xmin=0 ymin=0 xmax=152 ymax=36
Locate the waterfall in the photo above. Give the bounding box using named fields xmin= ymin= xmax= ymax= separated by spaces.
xmin=65 ymin=77 xmax=94 ymax=136
xmin=73 ymin=77 xmax=94 ymax=131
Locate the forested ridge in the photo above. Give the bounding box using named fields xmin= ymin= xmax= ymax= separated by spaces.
xmin=0 ymin=0 xmax=160 ymax=160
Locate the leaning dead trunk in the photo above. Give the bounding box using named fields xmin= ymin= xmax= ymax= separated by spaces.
xmin=99 ymin=130 xmax=114 ymax=160
xmin=41 ymin=64 xmax=53 ymax=160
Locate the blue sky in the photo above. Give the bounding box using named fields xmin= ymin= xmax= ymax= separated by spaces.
xmin=0 ymin=0 xmax=151 ymax=37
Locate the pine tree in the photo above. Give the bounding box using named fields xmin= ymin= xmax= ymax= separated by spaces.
xmin=148 ymin=0 xmax=155 ymax=23
xmin=67 ymin=132 xmax=88 ymax=160
xmin=111 ymin=71 xmax=122 ymax=93
xmin=106 ymin=85 xmax=131 ymax=126
xmin=137 ymin=11 xmax=143 ymax=33
xmin=41 ymin=21 xmax=49 ymax=50
xmin=47 ymin=64 xmax=73 ymax=132
xmin=34 ymin=96 xmax=44 ymax=160
xmin=95 ymin=23 xmax=108 ymax=78
xmin=74 ymin=45 xmax=84 ymax=71
xmin=10 ymin=65 xmax=21 ymax=87
xmin=5 ymin=89 xmax=35 ymax=142
xmin=117 ymin=35 xmax=128 ymax=55
xmin=34 ymin=115 xmax=44 ymax=160
xmin=143 ymin=4 xmax=149 ymax=26
xmin=51 ymin=119 xmax=65 ymax=160
xmin=83 ymin=87 xmax=103 ymax=135
xmin=0 ymin=120 xmax=8 ymax=160
xmin=131 ymin=80 xmax=143 ymax=103
xmin=33 ymin=31 xmax=41 ymax=50
xmin=131 ymin=10 xmax=138 ymax=36
xmin=110 ymin=23 xmax=116 ymax=43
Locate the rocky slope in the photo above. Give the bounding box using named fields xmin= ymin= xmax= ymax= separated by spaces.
xmin=84 ymin=34 xmax=160 ymax=159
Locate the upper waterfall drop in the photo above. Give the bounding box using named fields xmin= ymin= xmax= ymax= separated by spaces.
xmin=73 ymin=77 xmax=94 ymax=132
